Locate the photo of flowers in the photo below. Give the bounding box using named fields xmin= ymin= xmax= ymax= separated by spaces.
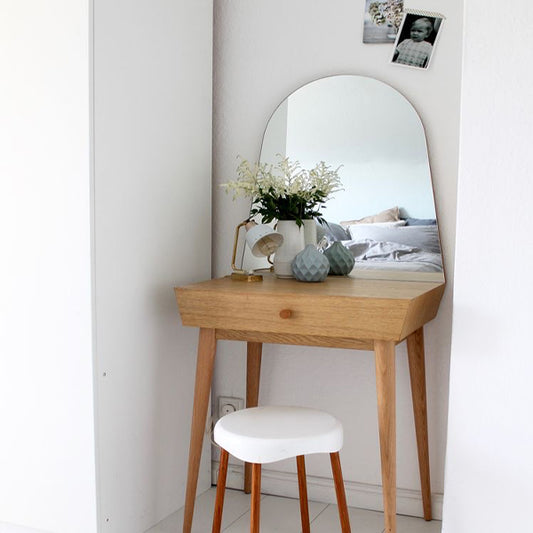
xmin=363 ymin=0 xmax=404 ymax=44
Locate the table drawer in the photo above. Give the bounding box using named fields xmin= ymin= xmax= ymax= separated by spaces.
xmin=177 ymin=289 xmax=408 ymax=341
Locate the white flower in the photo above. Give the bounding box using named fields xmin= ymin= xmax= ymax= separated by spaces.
xmin=221 ymin=155 xmax=343 ymax=224
xmin=222 ymin=156 xmax=342 ymax=200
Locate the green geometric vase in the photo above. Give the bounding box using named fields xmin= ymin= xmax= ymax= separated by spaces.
xmin=323 ymin=241 xmax=355 ymax=276
xmin=291 ymin=244 xmax=330 ymax=282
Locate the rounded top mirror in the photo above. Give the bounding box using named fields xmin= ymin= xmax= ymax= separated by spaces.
xmin=257 ymin=75 xmax=443 ymax=282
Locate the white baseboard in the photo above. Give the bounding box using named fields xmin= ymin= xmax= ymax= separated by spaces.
xmin=211 ymin=460 xmax=443 ymax=520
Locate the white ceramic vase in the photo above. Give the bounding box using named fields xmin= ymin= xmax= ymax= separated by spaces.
xmin=303 ymin=219 xmax=317 ymax=246
xmin=273 ymin=220 xmax=305 ymax=278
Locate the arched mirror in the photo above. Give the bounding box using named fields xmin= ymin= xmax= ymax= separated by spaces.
xmin=248 ymin=74 xmax=443 ymax=282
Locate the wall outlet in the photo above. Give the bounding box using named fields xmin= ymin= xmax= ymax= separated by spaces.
xmin=218 ymin=396 xmax=244 ymax=419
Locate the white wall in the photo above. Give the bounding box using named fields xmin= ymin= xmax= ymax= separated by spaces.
xmin=93 ymin=0 xmax=213 ymax=531
xmin=0 ymin=1 xmax=213 ymax=532
xmin=213 ymin=0 xmax=462 ymax=516
xmin=442 ymin=0 xmax=533 ymax=531
xmin=0 ymin=2 xmax=97 ymax=532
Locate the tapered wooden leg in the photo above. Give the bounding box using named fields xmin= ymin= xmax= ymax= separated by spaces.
xmin=407 ymin=327 xmax=432 ymax=521
xmin=374 ymin=340 xmax=397 ymax=533
xmin=330 ymin=452 xmax=351 ymax=533
xmin=244 ymin=342 xmax=262 ymax=494
xmin=251 ymin=463 xmax=261 ymax=533
xmin=296 ymin=455 xmax=311 ymax=533
xmin=183 ymin=328 xmax=217 ymax=533
xmin=212 ymin=449 xmax=229 ymax=533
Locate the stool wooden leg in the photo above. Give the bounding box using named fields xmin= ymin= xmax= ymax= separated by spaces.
xmin=330 ymin=452 xmax=351 ymax=533
xmin=251 ymin=463 xmax=261 ymax=533
xmin=212 ymin=449 xmax=229 ymax=533
xmin=244 ymin=342 xmax=262 ymax=494
xmin=296 ymin=455 xmax=311 ymax=533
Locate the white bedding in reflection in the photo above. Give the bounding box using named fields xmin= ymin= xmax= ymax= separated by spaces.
xmin=343 ymin=238 xmax=443 ymax=272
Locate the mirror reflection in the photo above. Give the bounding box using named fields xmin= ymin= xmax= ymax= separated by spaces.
xmin=254 ymin=75 xmax=444 ymax=281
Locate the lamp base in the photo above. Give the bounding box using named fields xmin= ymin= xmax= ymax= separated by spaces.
xmin=230 ymin=271 xmax=263 ymax=282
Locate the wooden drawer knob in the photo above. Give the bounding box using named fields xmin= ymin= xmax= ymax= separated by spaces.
xmin=279 ymin=309 xmax=292 ymax=319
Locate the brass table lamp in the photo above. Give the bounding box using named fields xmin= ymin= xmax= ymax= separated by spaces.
xmin=231 ymin=220 xmax=283 ymax=281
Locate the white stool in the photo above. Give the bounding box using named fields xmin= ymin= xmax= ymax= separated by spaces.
xmin=212 ymin=406 xmax=351 ymax=533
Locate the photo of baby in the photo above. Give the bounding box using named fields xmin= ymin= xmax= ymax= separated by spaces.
xmin=391 ymin=12 xmax=444 ymax=69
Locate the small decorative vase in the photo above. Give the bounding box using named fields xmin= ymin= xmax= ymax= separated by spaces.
xmin=273 ymin=220 xmax=305 ymax=278
xmin=291 ymin=245 xmax=330 ymax=282
xmin=303 ymin=219 xmax=318 ymax=246
xmin=324 ymin=241 xmax=355 ymax=276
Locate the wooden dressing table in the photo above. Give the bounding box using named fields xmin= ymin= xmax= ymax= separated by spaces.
xmin=175 ymin=273 xmax=444 ymax=533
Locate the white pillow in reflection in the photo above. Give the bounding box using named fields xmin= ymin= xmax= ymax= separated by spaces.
xmin=347 ymin=224 xmax=440 ymax=254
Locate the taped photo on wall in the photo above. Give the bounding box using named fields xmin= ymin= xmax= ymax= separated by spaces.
xmin=391 ymin=11 xmax=445 ymax=69
xmin=363 ymin=0 xmax=404 ymax=44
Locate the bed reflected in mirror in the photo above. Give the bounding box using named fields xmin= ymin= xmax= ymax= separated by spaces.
xmin=249 ymin=74 xmax=443 ymax=282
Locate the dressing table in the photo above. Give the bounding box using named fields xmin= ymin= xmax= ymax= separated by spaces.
xmin=176 ymin=74 xmax=446 ymax=533
xmin=175 ymin=273 xmax=444 ymax=533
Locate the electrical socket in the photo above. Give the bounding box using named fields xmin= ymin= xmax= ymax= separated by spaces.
xmin=218 ymin=396 xmax=244 ymax=419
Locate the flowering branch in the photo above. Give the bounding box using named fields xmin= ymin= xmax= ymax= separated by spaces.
xmin=222 ymin=155 xmax=343 ymax=227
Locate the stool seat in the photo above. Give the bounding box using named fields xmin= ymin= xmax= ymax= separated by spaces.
xmin=214 ymin=405 xmax=343 ymax=464
xmin=212 ymin=405 xmax=351 ymax=532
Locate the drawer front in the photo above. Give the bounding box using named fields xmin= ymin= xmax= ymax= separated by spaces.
xmin=177 ymin=289 xmax=408 ymax=341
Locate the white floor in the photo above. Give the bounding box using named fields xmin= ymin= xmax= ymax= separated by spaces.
xmin=146 ymin=487 xmax=442 ymax=533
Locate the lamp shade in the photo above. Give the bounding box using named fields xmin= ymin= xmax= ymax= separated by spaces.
xmin=245 ymin=223 xmax=284 ymax=257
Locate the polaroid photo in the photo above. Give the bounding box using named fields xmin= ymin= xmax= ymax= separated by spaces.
xmin=391 ymin=11 xmax=445 ymax=69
